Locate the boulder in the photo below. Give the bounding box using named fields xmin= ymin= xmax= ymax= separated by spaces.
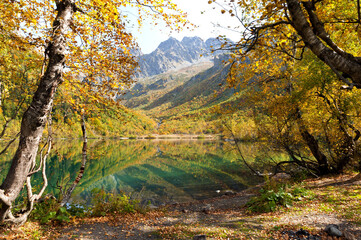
xmin=325 ymin=224 xmax=343 ymax=237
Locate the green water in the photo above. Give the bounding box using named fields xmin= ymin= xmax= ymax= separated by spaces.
xmin=0 ymin=139 xmax=286 ymax=205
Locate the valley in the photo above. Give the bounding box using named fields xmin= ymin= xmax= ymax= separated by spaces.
xmin=122 ymin=36 xmax=246 ymax=137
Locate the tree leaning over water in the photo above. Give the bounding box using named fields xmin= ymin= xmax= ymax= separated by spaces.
xmin=210 ymin=0 xmax=361 ymax=175
xmin=0 ymin=0 xmax=187 ymax=225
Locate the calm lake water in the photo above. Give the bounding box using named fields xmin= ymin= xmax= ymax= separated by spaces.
xmin=0 ymin=139 xmax=287 ymax=205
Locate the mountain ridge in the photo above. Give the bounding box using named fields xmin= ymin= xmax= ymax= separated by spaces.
xmin=136 ymin=36 xmax=223 ymax=77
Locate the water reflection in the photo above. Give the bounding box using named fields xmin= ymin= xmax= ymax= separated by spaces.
xmin=0 ymin=139 xmax=286 ymax=205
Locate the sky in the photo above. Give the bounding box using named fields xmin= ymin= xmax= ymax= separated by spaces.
xmin=127 ymin=0 xmax=241 ymax=54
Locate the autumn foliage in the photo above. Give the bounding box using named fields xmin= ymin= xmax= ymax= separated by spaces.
xmin=209 ymin=0 xmax=361 ymax=175
xmin=0 ymin=0 xmax=187 ymax=225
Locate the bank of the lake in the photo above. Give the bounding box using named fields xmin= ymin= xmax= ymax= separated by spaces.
xmin=130 ymin=134 xmax=220 ymax=140
xmin=2 ymin=173 xmax=360 ymax=239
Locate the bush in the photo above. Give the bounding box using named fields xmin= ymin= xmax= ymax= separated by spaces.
xmin=246 ymin=186 xmax=293 ymax=213
xmin=90 ymin=189 xmax=141 ymax=217
xmin=31 ymin=196 xmax=70 ymax=224
xmin=246 ymin=183 xmax=313 ymax=213
xmin=66 ymin=203 xmax=88 ymax=218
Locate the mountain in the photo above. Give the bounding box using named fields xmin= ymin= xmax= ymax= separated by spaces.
xmin=136 ymin=36 xmax=224 ymax=77
xmin=122 ymin=36 xmax=245 ymax=135
xmin=142 ymin=54 xmax=234 ymax=111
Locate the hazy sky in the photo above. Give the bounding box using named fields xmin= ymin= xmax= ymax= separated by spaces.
xmin=128 ymin=0 xmax=241 ymax=54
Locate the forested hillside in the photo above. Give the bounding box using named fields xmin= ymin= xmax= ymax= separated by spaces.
xmin=0 ymin=34 xmax=243 ymax=139
xmin=124 ymin=37 xmax=251 ymax=136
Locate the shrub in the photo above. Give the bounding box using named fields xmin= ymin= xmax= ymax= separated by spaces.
xmin=246 ymin=186 xmax=293 ymax=213
xmin=66 ymin=203 xmax=88 ymax=218
xmin=246 ymin=183 xmax=313 ymax=213
xmin=31 ymin=196 xmax=70 ymax=224
xmin=90 ymin=189 xmax=141 ymax=217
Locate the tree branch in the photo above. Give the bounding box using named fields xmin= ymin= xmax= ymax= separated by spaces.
xmin=302 ymin=1 xmax=356 ymax=61
xmin=286 ymin=0 xmax=361 ymax=86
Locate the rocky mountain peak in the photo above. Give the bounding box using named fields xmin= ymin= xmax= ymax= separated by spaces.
xmin=181 ymin=36 xmax=204 ymax=46
xmin=137 ymin=36 xmax=217 ymax=78
xmin=157 ymin=37 xmax=182 ymax=51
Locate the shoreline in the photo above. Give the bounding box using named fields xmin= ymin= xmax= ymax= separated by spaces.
xmin=2 ymin=173 xmax=361 ymax=239
xmin=46 ymin=134 xmax=222 ymax=141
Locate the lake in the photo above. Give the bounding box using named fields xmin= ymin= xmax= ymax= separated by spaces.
xmin=0 ymin=139 xmax=286 ymax=206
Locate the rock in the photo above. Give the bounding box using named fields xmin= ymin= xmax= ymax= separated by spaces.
xmin=193 ymin=234 xmax=206 ymax=240
xmin=181 ymin=209 xmax=189 ymax=213
xmin=325 ymin=224 xmax=343 ymax=237
xmin=224 ymin=190 xmax=236 ymax=196
xmin=296 ymin=228 xmax=310 ymax=236
xmin=137 ymin=37 xmax=210 ymax=78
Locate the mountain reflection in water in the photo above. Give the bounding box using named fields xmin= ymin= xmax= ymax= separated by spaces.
xmin=0 ymin=139 xmax=285 ymax=206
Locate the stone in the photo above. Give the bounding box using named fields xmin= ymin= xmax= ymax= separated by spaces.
xmin=193 ymin=234 xmax=206 ymax=240
xmin=325 ymin=224 xmax=343 ymax=237
xmin=224 ymin=190 xmax=236 ymax=196
xmin=296 ymin=228 xmax=310 ymax=236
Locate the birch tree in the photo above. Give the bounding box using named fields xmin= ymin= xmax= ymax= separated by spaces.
xmin=0 ymin=0 xmax=186 ymax=225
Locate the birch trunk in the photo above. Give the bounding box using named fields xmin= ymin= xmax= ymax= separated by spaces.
xmin=0 ymin=0 xmax=75 ymax=222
